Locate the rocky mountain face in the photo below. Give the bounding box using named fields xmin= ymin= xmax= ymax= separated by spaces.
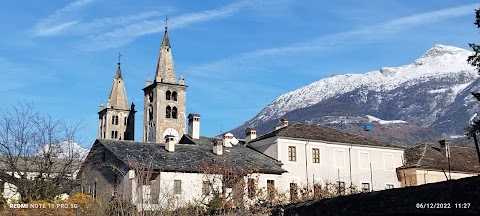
xmin=230 ymin=44 xmax=480 ymax=146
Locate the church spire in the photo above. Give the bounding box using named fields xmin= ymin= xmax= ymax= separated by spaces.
xmin=108 ymin=54 xmax=129 ymax=110
xmin=154 ymin=16 xmax=177 ymax=84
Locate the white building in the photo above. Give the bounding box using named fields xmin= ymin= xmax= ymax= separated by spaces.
xmin=247 ymin=119 xmax=405 ymax=198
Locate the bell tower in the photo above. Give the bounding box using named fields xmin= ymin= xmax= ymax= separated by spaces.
xmin=143 ymin=23 xmax=186 ymax=143
xmin=98 ymin=57 xmax=136 ymax=140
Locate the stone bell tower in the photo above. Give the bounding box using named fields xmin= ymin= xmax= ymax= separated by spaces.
xmin=143 ymin=24 xmax=186 ymax=143
xmin=98 ymin=59 xmax=136 ymax=140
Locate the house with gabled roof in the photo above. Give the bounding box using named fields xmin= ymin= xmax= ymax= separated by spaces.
xmin=396 ymin=140 xmax=480 ymax=187
xmin=79 ymin=136 xmax=286 ymax=210
xmin=246 ymin=119 xmax=405 ymax=200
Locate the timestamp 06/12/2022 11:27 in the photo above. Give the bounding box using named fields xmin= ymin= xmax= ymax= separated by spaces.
xmin=415 ymin=202 xmax=471 ymax=209
xmin=8 ymin=203 xmax=79 ymax=209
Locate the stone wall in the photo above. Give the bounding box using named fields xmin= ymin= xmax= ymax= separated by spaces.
xmin=273 ymin=176 xmax=480 ymax=215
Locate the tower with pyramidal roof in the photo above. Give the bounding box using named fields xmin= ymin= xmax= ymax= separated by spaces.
xmin=98 ymin=60 xmax=136 ymax=140
xmin=143 ymin=23 xmax=187 ymax=143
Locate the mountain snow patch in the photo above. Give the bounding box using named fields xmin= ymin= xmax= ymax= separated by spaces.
xmin=366 ymin=115 xmax=407 ymax=124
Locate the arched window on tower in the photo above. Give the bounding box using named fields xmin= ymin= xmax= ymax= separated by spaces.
xmin=166 ymin=106 xmax=171 ymax=118
xmin=166 ymin=91 xmax=171 ymax=100
xmin=172 ymin=91 xmax=177 ymax=101
xmin=172 ymin=107 xmax=177 ymax=119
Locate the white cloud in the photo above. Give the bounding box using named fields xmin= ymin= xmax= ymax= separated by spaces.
xmin=86 ymin=1 xmax=253 ymax=50
xmin=33 ymin=0 xmax=95 ymax=36
xmin=189 ymin=3 xmax=480 ymax=77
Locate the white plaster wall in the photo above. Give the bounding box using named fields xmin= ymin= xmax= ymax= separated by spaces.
xmin=251 ymin=138 xmax=404 ymax=197
xmin=248 ymin=137 xmax=278 ymax=160
xmin=414 ymin=170 xmax=477 ymax=185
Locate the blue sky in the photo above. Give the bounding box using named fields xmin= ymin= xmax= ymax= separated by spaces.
xmin=1 ymin=0 xmax=479 ymax=147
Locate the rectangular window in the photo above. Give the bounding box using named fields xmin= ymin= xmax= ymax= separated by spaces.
xmin=267 ymin=180 xmax=275 ymax=198
xmin=112 ymin=116 xmax=115 ymax=124
xmin=362 ymin=183 xmax=370 ymax=192
xmin=386 ymin=184 xmax=394 ymax=189
xmin=288 ymin=146 xmax=296 ymax=161
xmin=124 ymin=117 xmax=127 ymax=126
xmin=384 ymin=154 xmax=394 ymax=171
xmin=248 ymin=178 xmax=256 ymax=199
xmin=174 ymin=180 xmax=182 ymax=194
xmin=114 ymin=131 xmax=118 ymax=139
xmin=334 ymin=150 xmax=345 ymax=167
xmin=202 ymin=181 xmax=210 ymax=195
xmin=337 ymin=181 xmax=345 ymax=195
xmin=312 ymin=148 xmax=320 ymax=163
xmin=111 ymin=131 xmax=114 ymax=139
xmin=290 ymin=183 xmax=298 ymax=202
xmin=359 ymin=152 xmax=370 ymax=169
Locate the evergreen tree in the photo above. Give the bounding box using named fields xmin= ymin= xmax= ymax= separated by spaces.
xmin=467 ymin=8 xmax=480 ymax=163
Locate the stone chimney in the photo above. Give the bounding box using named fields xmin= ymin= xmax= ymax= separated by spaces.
xmin=223 ymin=132 xmax=234 ymax=148
xmin=188 ymin=114 xmax=200 ymax=139
xmin=275 ymin=118 xmax=289 ymax=130
xmin=439 ymin=140 xmax=451 ymax=158
xmin=165 ymin=135 xmax=175 ymax=152
xmin=213 ymin=138 xmax=223 ymax=155
xmin=245 ymin=128 xmax=257 ymax=143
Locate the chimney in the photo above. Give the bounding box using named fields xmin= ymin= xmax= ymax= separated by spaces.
xmin=165 ymin=135 xmax=175 ymax=152
xmin=223 ymin=132 xmax=234 ymax=148
xmin=213 ymin=138 xmax=223 ymax=155
xmin=188 ymin=114 xmax=200 ymax=139
xmin=99 ymin=102 xmax=104 ymax=111
xmin=275 ymin=118 xmax=289 ymax=130
xmin=439 ymin=140 xmax=451 ymax=158
xmin=245 ymin=128 xmax=257 ymax=143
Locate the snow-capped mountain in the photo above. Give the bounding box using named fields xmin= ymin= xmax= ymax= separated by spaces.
xmin=230 ymin=44 xmax=480 ymax=145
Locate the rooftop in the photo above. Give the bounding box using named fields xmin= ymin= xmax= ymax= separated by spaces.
xmin=250 ymin=123 xmax=403 ymax=149
xmin=399 ymin=143 xmax=480 ymax=173
xmin=94 ymin=136 xmax=285 ymax=174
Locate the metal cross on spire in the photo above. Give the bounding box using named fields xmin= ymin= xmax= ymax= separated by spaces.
xmin=118 ymin=52 xmax=122 ymax=65
xmin=164 ymin=16 xmax=169 ymax=30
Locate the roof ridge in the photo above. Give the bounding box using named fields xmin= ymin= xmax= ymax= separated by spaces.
xmin=416 ymin=144 xmax=429 ymax=166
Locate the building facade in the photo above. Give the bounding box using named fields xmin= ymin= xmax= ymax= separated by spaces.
xmin=247 ymin=120 xmax=405 ymax=197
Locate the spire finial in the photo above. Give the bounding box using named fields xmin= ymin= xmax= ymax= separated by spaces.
xmin=164 ymin=16 xmax=169 ymax=30
xmin=118 ymin=52 xmax=122 ymax=66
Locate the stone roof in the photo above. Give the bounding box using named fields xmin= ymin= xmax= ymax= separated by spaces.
xmin=251 ymin=123 xmax=403 ymax=149
xmin=95 ymin=136 xmax=285 ymax=174
xmin=399 ymin=143 xmax=480 ymax=173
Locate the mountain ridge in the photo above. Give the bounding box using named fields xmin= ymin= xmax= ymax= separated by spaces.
xmin=230 ymin=44 xmax=480 ymax=146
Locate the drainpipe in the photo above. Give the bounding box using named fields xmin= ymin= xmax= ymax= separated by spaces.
xmin=305 ymin=140 xmax=309 ymax=191
xmin=349 ymin=144 xmax=352 ymax=193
